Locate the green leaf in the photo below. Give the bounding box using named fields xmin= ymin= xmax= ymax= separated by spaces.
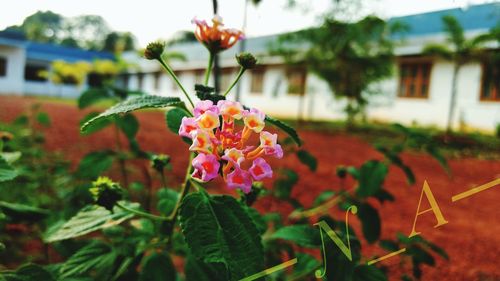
xmin=81 ymin=96 xmax=183 ymax=133
xmin=270 ymin=225 xmax=321 ymax=248
xmin=179 ymin=191 xmax=264 ymax=280
xmin=76 ymin=151 xmax=114 ymax=179
xmin=242 ymin=206 xmax=267 ymax=235
xmin=0 ymin=201 xmax=49 ymax=222
xmin=79 ymin=112 xmax=113 ymax=135
xmin=184 ymin=256 xmax=227 ymax=281
xmin=296 ymin=150 xmax=317 ymax=172
xmin=265 ymin=115 xmax=302 ymax=146
xmin=0 ymin=156 xmax=18 ymax=182
xmin=352 ymin=265 xmax=387 ymax=281
xmin=60 ymin=241 xmax=116 ymax=279
xmin=36 ymin=112 xmax=51 ymax=126
xmin=116 ymin=113 xmax=139 ymax=140
xmin=3 ymin=264 xmax=55 ymax=281
xmin=357 ymin=203 xmax=381 ymax=244
xmin=157 ymin=188 xmax=179 ymax=215
xmin=375 ymin=145 xmax=415 ymax=185
xmin=425 ymin=145 xmax=450 ymax=175
xmin=139 ymin=252 xmax=176 ymax=281
xmin=372 ymin=189 xmax=395 ymax=203
xmin=291 ymin=253 xmax=320 ymax=279
xmin=165 ymin=107 xmax=189 ymax=135
xmin=273 ymin=169 xmax=299 ymax=199
xmin=195 ymin=84 xmax=226 ymax=103
xmin=78 ymin=88 xmax=110 ymax=109
xmin=356 ymin=160 xmax=388 ymax=198
xmin=0 ymin=152 xmax=22 ymax=164
xmin=44 ymin=202 xmax=138 ymax=243
xmin=313 ymin=190 xmax=336 ymax=207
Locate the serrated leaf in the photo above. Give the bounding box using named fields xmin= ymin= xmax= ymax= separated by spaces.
xmin=44 ymin=202 xmax=138 ymax=242
xmin=179 ymin=191 xmax=264 ymax=280
xmin=265 ymin=115 xmax=302 ymax=146
xmin=79 ymin=112 xmax=113 ymax=135
xmin=81 ymin=96 xmax=183 ymax=133
xmin=270 ymin=225 xmax=321 ymax=248
xmin=184 ymin=256 xmax=227 ymax=281
xmin=76 ymin=151 xmax=114 ymax=179
xmin=0 ymin=156 xmax=17 ymax=182
xmin=0 ymin=201 xmax=49 ymax=222
xmin=357 ymin=203 xmax=381 ymax=244
xmin=296 ymin=150 xmax=317 ymax=172
xmin=356 ymin=160 xmax=388 ymax=198
xmin=139 ymin=252 xmax=176 ymax=281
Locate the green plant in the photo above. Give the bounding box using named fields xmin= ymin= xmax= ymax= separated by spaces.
xmin=1 ymin=9 xmax=449 ymax=281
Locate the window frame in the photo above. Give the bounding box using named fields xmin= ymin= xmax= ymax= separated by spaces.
xmin=250 ymin=67 xmax=265 ymax=94
xmin=24 ymin=62 xmax=48 ymax=82
xmin=0 ymin=56 xmax=7 ymax=77
xmin=479 ymin=62 xmax=500 ymax=102
xmin=397 ymin=58 xmax=433 ymax=99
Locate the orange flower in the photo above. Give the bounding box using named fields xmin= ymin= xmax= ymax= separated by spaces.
xmin=192 ymin=16 xmax=244 ymax=53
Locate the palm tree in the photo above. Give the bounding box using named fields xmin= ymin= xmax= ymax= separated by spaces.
xmin=423 ymin=15 xmax=492 ymax=134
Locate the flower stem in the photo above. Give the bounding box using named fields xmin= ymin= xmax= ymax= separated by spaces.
xmin=167 ymin=152 xmax=195 ymax=220
xmin=116 ymin=202 xmax=170 ymax=221
xmin=204 ymin=52 xmax=215 ymax=86
xmin=157 ymin=57 xmax=194 ymax=108
xmin=223 ymin=67 xmax=246 ymax=97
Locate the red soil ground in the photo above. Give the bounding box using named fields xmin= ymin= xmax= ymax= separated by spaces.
xmin=1 ymin=96 xmax=499 ymax=281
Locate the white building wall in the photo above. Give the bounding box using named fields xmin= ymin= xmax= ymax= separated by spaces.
xmin=0 ymin=46 xmax=26 ymax=95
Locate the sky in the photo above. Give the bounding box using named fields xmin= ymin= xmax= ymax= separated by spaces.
xmin=0 ymin=0 xmax=496 ymax=47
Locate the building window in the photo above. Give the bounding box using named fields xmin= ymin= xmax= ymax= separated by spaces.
xmin=24 ymin=64 xmax=48 ymax=82
xmin=154 ymin=72 xmax=161 ymax=90
xmin=398 ymin=62 xmax=432 ymax=98
xmin=286 ymin=68 xmax=306 ymax=95
xmin=137 ymin=73 xmax=144 ymax=90
xmin=0 ymin=57 xmax=6 ymax=77
xmin=250 ymin=68 xmax=265 ymax=94
xmin=480 ymin=63 xmax=500 ymax=101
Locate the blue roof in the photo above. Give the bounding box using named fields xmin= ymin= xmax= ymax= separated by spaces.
xmin=389 ymin=2 xmax=500 ymax=38
xmin=26 ymin=42 xmax=114 ymax=62
xmin=0 ymin=31 xmax=114 ymax=62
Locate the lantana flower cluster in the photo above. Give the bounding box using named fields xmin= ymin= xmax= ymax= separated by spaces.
xmin=179 ymin=100 xmax=282 ymax=193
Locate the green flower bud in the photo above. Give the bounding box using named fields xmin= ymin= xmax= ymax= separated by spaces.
xmin=144 ymin=41 xmax=165 ymax=60
xmin=151 ymin=154 xmax=171 ymax=172
xmin=89 ymin=177 xmax=123 ymax=211
xmin=336 ymin=166 xmax=347 ymax=179
xmin=236 ymin=52 xmax=258 ymax=69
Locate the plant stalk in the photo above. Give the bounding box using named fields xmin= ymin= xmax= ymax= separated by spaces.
xmin=157 ymin=57 xmax=194 ymax=108
xmin=116 ymin=202 xmax=170 ymax=221
xmin=223 ymin=67 xmax=246 ymax=97
xmin=204 ymin=52 xmax=215 ymax=86
xmin=167 ymin=152 xmax=195 ymax=220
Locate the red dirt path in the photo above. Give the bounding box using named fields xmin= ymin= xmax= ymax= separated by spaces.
xmin=1 ymin=96 xmax=499 ymax=281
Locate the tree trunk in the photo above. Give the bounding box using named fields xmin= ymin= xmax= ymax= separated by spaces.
xmin=446 ymin=63 xmax=460 ymax=135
